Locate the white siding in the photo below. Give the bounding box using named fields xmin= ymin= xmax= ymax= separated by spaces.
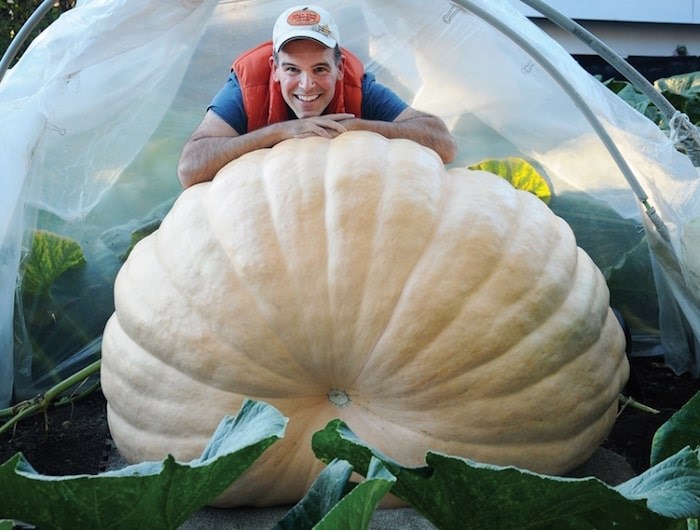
xmin=513 ymin=0 xmax=699 ymax=24
xmin=529 ymin=20 xmax=700 ymax=56
xmin=506 ymin=1 xmax=700 ymax=56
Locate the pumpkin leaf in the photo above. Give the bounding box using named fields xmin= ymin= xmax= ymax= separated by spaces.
xmin=273 ymin=457 xmax=396 ymax=530
xmin=468 ymin=157 xmax=552 ymax=204
xmin=313 ymin=457 xmax=396 ymax=530
xmin=616 ymin=446 xmax=700 ymax=519
xmin=121 ymin=218 xmax=162 ymax=261
xmin=0 ymin=399 xmax=287 ymax=530
xmin=273 ymin=459 xmax=354 ymax=529
xmin=605 ymin=71 xmax=700 ymax=128
xmin=651 ymin=390 xmax=700 ymax=466
xmin=20 ymin=229 xmax=86 ymax=296
xmin=312 ymin=419 xmax=693 ymax=529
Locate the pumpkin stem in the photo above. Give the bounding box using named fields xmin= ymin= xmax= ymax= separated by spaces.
xmin=328 ymin=389 xmax=350 ymax=407
xmin=618 ymin=393 xmax=660 ymax=415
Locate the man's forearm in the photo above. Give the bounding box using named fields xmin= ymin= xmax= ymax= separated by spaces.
xmin=177 ymin=126 xmax=285 ymax=188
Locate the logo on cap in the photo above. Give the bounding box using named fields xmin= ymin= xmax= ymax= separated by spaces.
xmin=273 ymin=6 xmax=338 ymax=51
xmin=287 ymin=9 xmax=321 ymax=26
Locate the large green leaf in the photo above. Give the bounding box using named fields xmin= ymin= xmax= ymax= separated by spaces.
xmin=273 ymin=459 xmax=355 ymax=530
xmin=0 ymin=400 xmax=287 ymax=529
xmin=312 ymin=419 xmax=695 ymax=530
xmin=20 ymin=229 xmax=86 ymax=296
xmin=314 ymin=457 xmax=396 ymax=530
xmin=469 ymin=157 xmax=552 ymax=204
xmin=605 ymin=72 xmax=700 ymax=127
xmin=651 ymin=391 xmax=700 ymax=466
xmin=608 ymin=82 xmax=666 ymax=124
xmin=617 ymin=446 xmax=700 ymax=519
xmin=273 ymin=457 xmax=396 ymax=530
xmin=654 ymin=72 xmax=700 ymax=124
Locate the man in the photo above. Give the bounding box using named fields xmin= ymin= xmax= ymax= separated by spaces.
xmin=177 ymin=5 xmax=457 ymax=188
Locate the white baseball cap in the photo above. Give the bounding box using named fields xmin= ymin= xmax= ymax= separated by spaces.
xmin=272 ymin=5 xmax=340 ymax=53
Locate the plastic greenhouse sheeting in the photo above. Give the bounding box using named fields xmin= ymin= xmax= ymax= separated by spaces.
xmin=1 ymin=0 xmax=699 ymax=407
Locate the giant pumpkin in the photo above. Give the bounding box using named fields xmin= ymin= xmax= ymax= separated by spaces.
xmin=101 ymin=131 xmax=629 ymax=507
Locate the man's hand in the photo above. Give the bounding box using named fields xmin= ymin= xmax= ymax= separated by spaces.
xmin=288 ymin=113 xmax=355 ymax=139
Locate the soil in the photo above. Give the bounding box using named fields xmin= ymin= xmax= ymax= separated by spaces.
xmin=0 ymin=390 xmax=110 ymax=476
xmin=605 ymin=355 xmax=700 ymax=474
xmin=0 ymin=356 xmax=698 ymax=478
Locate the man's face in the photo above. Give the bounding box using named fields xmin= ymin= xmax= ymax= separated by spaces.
xmin=271 ymin=39 xmax=344 ymax=118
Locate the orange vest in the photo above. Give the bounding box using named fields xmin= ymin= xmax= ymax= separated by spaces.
xmin=232 ymin=40 xmax=364 ymax=132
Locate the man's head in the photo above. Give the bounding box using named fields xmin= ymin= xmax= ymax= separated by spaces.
xmin=270 ymin=5 xmax=345 ymax=118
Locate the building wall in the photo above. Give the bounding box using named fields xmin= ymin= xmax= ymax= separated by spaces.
xmin=511 ymin=0 xmax=700 ymax=57
xmin=515 ymin=0 xmax=699 ymax=24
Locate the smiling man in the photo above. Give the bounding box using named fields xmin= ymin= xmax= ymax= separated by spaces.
xmin=177 ymin=5 xmax=457 ymax=188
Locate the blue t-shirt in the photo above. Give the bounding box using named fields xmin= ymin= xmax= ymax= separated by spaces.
xmin=208 ymin=71 xmax=408 ymax=134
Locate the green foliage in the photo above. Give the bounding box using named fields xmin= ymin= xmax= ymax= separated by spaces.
xmin=311 ymin=458 xmax=396 ymax=530
xmin=313 ymin=417 xmax=699 ymax=529
xmin=652 ymin=391 xmax=700 ymax=467
xmin=273 ymin=458 xmax=396 ymax=530
xmin=604 ymin=71 xmax=700 ymax=128
xmin=2 ymin=393 xmax=700 ymax=528
xmin=14 ymin=229 xmax=93 ymax=389
xmin=0 ymin=400 xmax=287 ymax=529
xmin=20 ymin=229 xmax=85 ymax=296
xmin=604 ymin=78 xmax=666 ymax=125
xmin=274 ymin=459 xmax=355 ymax=530
xmin=13 ymin=216 xmax=163 ymax=397
xmin=468 ymin=157 xmax=553 ymax=204
xmin=0 ymin=0 xmax=75 ymax=67
xmin=654 ymin=72 xmax=700 ymax=125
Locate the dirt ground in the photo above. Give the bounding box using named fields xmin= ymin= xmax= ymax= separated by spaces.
xmin=0 ymin=356 xmax=698 ymax=478
xmin=604 ymin=355 xmax=700 ymax=474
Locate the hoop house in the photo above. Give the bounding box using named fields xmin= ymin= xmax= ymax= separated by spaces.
xmin=0 ymin=0 xmax=698 ymax=407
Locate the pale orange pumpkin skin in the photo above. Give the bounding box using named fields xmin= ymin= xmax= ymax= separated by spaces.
xmin=101 ymin=131 xmax=629 ymax=507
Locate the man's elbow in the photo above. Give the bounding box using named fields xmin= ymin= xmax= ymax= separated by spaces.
xmin=177 ymin=158 xmax=196 ymax=189
xmin=440 ymin=136 xmax=458 ymax=164
xmin=177 ymin=151 xmax=209 ymax=189
xmin=425 ymin=116 xmax=457 ymax=164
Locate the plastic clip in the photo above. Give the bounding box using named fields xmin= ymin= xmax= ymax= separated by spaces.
xmin=443 ymin=5 xmax=460 ymax=23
